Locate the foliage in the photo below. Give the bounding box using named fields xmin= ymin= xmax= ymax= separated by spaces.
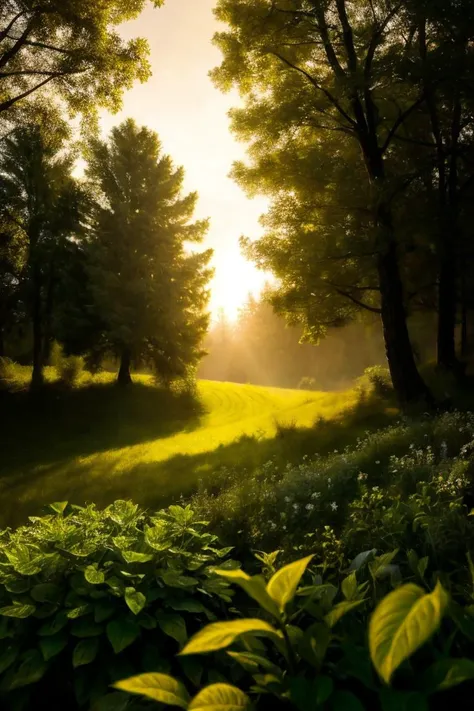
xmin=118 ymin=552 xmax=474 ymax=710
xmin=0 ymin=0 xmax=163 ymax=120
xmin=0 ymin=501 xmax=236 ymax=710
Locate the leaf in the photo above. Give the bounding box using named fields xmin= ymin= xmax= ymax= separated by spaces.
xmin=168 ymin=598 xmax=215 ymax=619
xmin=94 ymin=600 xmax=116 ymax=623
xmin=145 ymin=522 xmax=174 ymax=551
xmin=189 ymin=683 xmax=251 ymax=711
xmin=267 ymin=555 xmax=313 ymax=612
xmin=423 ymin=658 xmax=474 ymax=691
xmin=157 ymin=612 xmax=187 ymax=647
xmin=107 ymin=500 xmax=139 ymax=527
xmin=299 ymin=622 xmax=331 ymax=670
xmin=347 ymin=549 xmax=377 ymax=571
xmin=114 ymin=673 xmax=190 ymax=709
xmin=71 ymin=618 xmax=103 ymax=638
xmin=73 ymin=638 xmax=100 ymax=668
xmin=369 ymin=550 xmax=399 ymax=581
xmin=107 ymin=618 xmax=140 ymax=654
xmin=125 ymin=587 xmax=146 ymax=615
xmin=92 ymin=692 xmax=130 ymax=711
xmin=369 ymin=582 xmax=449 ymax=684
xmin=121 ymin=550 xmax=154 ymax=564
xmin=5 ymin=650 xmax=47 ymax=690
xmin=67 ymin=604 xmax=92 ymax=619
xmin=49 ymin=501 xmax=68 ymax=515
xmin=180 ymin=619 xmax=280 ymax=656
xmin=85 ymin=565 xmax=105 ymax=585
xmin=379 ymin=689 xmax=428 ymax=711
xmin=227 ymin=651 xmax=282 ymax=676
xmin=39 ymin=633 xmax=68 ymax=661
xmin=342 ymin=572 xmax=358 ymax=601
xmin=325 ymin=600 xmax=364 ymax=628
xmin=38 ymin=610 xmax=68 ymax=636
xmin=216 ymin=570 xmax=280 ymax=618
xmin=314 ymin=676 xmax=334 ymax=705
xmin=331 ymin=690 xmax=365 ymax=711
xmin=0 ymin=645 xmax=19 ymax=675
xmin=179 ymin=656 xmax=204 ymax=687
xmin=31 ymin=583 xmax=61 ymax=604
xmin=0 ymin=604 xmax=36 ymax=619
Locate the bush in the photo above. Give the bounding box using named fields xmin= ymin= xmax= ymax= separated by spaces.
xmin=362 ymin=365 xmax=393 ymax=398
xmin=117 ymin=551 xmax=474 ymax=710
xmin=51 ymin=342 xmax=84 ymax=387
xmin=0 ymin=356 xmax=16 ymax=386
xmin=0 ymin=501 xmax=235 ymax=710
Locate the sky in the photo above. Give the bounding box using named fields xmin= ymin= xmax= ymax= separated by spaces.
xmin=100 ymin=0 xmax=270 ymax=320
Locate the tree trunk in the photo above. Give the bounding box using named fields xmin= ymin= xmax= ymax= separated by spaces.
xmin=42 ymin=261 xmax=56 ymax=364
xmin=0 ymin=324 xmax=4 ymax=358
xmin=117 ymin=347 xmax=132 ymax=386
xmin=437 ymin=244 xmax=459 ymax=372
xmin=376 ymin=206 xmax=432 ymax=406
xmin=30 ymin=264 xmax=44 ymax=391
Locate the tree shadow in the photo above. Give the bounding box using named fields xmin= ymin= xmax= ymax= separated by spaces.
xmin=0 ymin=393 xmax=397 ymax=528
xmin=0 ymin=381 xmax=205 ymax=477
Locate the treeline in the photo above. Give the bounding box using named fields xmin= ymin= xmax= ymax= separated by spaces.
xmin=0 ymin=1 xmax=211 ymax=390
xmin=214 ymin=0 xmax=474 ymax=405
xmin=199 ymin=289 xmax=438 ymax=390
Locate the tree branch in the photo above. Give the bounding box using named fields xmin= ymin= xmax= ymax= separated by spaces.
xmin=335 ymin=0 xmax=358 ymax=73
xmin=0 ymin=73 xmax=60 ymax=112
xmin=0 ymin=9 xmax=27 ymax=43
xmin=365 ymin=2 xmax=403 ymax=79
xmin=271 ymin=51 xmax=357 ymax=129
xmin=381 ymin=95 xmax=427 ymax=154
xmin=0 ymin=13 xmax=38 ymax=70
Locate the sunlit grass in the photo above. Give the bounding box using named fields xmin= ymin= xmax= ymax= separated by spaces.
xmin=0 ymin=366 xmax=368 ymax=526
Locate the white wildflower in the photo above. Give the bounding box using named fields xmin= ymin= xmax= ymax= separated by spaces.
xmin=311 ymin=491 xmax=321 ymax=500
xmin=293 ymin=503 xmax=299 ymax=512
xmin=305 ymin=503 xmax=315 ymax=512
xmin=375 ymin=460 xmax=380 ymax=465
xmin=372 ymin=486 xmax=380 ymax=492
xmin=284 ymin=496 xmax=291 ymax=503
xmin=330 ymin=501 xmax=338 ymax=511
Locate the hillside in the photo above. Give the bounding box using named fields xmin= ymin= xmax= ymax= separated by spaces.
xmin=0 ymin=374 xmax=361 ymax=526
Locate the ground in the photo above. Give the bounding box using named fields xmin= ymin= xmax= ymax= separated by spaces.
xmin=0 ymin=369 xmax=368 ymax=527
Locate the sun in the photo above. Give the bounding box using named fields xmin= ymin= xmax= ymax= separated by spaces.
xmin=209 ymin=249 xmax=269 ymax=322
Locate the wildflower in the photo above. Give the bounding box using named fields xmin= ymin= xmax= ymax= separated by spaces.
xmin=375 ymin=460 xmax=380 ymax=465
xmin=334 ymin=449 xmax=338 ymax=454
xmin=327 ymin=477 xmax=332 ymax=485
xmin=358 ymin=472 xmax=368 ymax=482
xmin=284 ymin=496 xmax=291 ymax=503
xmin=330 ymin=501 xmax=338 ymax=511
xmin=293 ymin=503 xmax=299 ymax=512
xmin=311 ymin=491 xmax=321 ymax=500
xmin=270 ymin=522 xmax=277 ymax=531
xmin=305 ymin=503 xmax=315 ymax=512
xmin=282 ymin=525 xmax=287 ymax=531
xmin=372 ymin=486 xmax=380 ymax=492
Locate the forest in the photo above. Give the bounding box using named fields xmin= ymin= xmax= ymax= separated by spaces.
xmin=2 ymin=1 xmax=474 ymax=710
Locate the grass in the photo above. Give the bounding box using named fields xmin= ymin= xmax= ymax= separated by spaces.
xmin=0 ymin=364 xmax=385 ymax=527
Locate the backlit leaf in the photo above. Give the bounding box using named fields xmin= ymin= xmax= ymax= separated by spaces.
xmin=180 ymin=619 xmax=280 ymax=656
xmin=216 ymin=570 xmax=280 ymax=618
xmin=125 ymin=587 xmax=146 ymax=615
xmin=189 ymin=683 xmax=251 ymax=711
xmin=115 ymin=673 xmax=189 ymax=708
xmin=0 ymin=604 xmax=36 ymax=619
xmin=267 ymin=555 xmax=313 ymax=612
xmin=369 ymin=582 xmax=449 ymax=684
xmin=423 ymin=658 xmax=474 ymax=691
xmin=84 ymin=565 xmax=105 ymax=585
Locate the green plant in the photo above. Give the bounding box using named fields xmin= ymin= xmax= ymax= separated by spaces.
xmin=117 ymin=554 xmax=474 ymax=710
xmin=0 ymin=501 xmax=236 ymax=710
xmin=51 ymin=341 xmax=84 ymax=387
xmin=363 ymin=366 xmax=393 ymax=399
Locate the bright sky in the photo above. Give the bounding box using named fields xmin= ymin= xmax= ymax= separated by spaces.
xmin=100 ymin=0 xmax=269 ymax=320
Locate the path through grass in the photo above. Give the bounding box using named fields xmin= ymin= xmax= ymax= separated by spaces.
xmin=0 ymin=371 xmax=368 ymax=526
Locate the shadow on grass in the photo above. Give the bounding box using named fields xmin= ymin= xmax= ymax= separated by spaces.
xmin=0 ymin=393 xmax=397 ymax=528
xmin=0 ymin=381 xmax=204 ymax=476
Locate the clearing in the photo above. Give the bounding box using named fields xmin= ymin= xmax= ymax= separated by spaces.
xmin=0 ymin=373 xmax=362 ymax=526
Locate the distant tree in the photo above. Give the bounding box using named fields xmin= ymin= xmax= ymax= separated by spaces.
xmin=0 ymin=114 xmax=82 ymax=388
xmin=0 ymin=0 xmax=162 ymax=123
xmin=86 ymin=119 xmax=213 ymax=386
xmin=212 ymin=0 xmax=436 ymax=405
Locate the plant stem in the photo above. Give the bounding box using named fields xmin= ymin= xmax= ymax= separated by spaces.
xmin=281 ymin=623 xmax=297 ymax=676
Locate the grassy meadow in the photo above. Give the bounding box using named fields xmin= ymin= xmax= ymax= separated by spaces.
xmin=0 ymin=364 xmax=376 ymax=527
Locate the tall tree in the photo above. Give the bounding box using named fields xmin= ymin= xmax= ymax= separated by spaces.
xmin=212 ymin=0 xmax=434 ymax=404
xmin=86 ymin=119 xmax=213 ymax=386
xmin=0 ymin=114 xmax=81 ymax=388
xmin=0 ymin=0 xmax=163 ymax=122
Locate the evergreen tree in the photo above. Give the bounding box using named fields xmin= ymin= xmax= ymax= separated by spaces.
xmin=86 ymin=119 xmax=213 ymax=386
xmin=0 ymin=113 xmax=81 ymax=388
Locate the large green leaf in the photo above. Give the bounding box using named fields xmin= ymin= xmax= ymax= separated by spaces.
xmin=0 ymin=603 xmax=36 ymax=619
xmin=73 ymin=638 xmax=100 ymax=668
xmin=125 ymin=587 xmax=146 ymax=615
xmin=180 ymin=619 xmax=280 ymax=656
xmin=115 ymin=673 xmax=190 ymax=708
xmin=37 ymin=610 xmax=68 ymax=636
xmin=0 ymin=645 xmax=19 ymax=675
xmin=31 ymin=583 xmax=61 ymax=604
xmin=369 ymin=582 xmax=449 ymax=684
xmin=145 ymin=522 xmax=174 ymax=551
xmin=121 ymin=550 xmax=154 ymax=564
xmin=331 ymin=690 xmax=365 ymax=711
xmin=107 ymin=618 xmax=140 ymax=654
xmin=267 ymin=556 xmax=313 ymax=612
xmin=157 ymin=612 xmax=187 ymax=647
xmin=189 ymin=683 xmax=251 ymax=711
xmin=325 ymin=600 xmax=364 ymax=628
xmin=4 ymin=650 xmax=47 ymax=690
xmin=38 ymin=633 xmax=68 ymax=661
xmin=216 ymin=570 xmax=280 ymax=618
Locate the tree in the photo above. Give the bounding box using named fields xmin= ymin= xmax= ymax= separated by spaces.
xmin=212 ymin=0 xmax=435 ymax=405
xmin=0 ymin=114 xmax=81 ymax=388
xmin=86 ymin=119 xmax=213 ymax=386
xmin=0 ymin=0 xmax=163 ymax=123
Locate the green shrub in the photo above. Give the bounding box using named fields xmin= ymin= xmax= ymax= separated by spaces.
xmin=0 ymin=357 xmax=16 ymax=386
xmin=117 ymin=551 xmax=474 ymax=710
xmin=51 ymin=341 xmax=85 ymax=387
xmin=0 ymin=501 xmax=236 ymax=710
xmin=362 ymin=365 xmax=393 ymax=398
